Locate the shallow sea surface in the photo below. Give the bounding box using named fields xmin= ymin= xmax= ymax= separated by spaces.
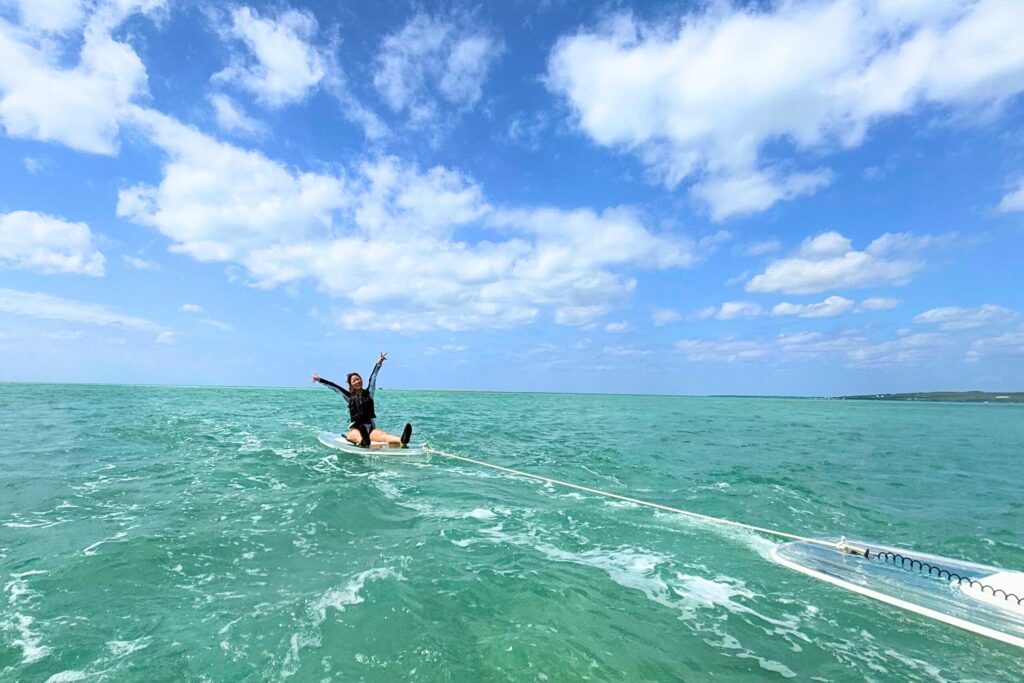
xmin=1 ymin=383 xmax=1023 ymax=681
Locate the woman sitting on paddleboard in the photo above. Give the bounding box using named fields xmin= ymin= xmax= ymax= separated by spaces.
xmin=312 ymin=352 xmax=412 ymax=448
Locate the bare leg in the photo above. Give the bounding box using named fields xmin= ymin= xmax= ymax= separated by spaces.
xmin=369 ymin=429 xmax=402 ymax=448
xmin=345 ymin=428 xmax=363 ymax=445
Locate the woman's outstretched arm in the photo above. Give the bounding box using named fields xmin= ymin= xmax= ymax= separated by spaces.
xmin=312 ymin=374 xmax=350 ymax=400
xmin=367 ymin=352 xmax=385 ymax=397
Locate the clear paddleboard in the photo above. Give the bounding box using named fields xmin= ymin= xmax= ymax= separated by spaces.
xmin=773 ymin=539 xmax=1024 ymax=648
xmin=317 ymin=431 xmax=425 ymax=456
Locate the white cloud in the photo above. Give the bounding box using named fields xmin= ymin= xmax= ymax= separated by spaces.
xmin=738 ymin=239 xmax=781 ymax=257
xmin=746 ymin=231 xmax=935 ymax=295
xmin=858 ymin=297 xmax=899 ymax=312
xmin=677 ymin=328 xmax=951 ymax=367
xmin=212 ymin=6 xmax=327 ymax=107
xmin=676 ymin=338 xmax=769 ymax=362
xmin=44 ymin=329 xmax=85 ymax=341
xmin=966 ymin=328 xmax=1024 ymax=362
xmin=156 ymin=331 xmax=175 ymax=344
xmin=118 ymin=109 xmax=701 ymax=332
xmin=0 ymin=210 xmax=105 ymax=275
xmin=0 ymin=1 xmax=164 ymax=154
xmin=0 ymin=287 xmax=163 ymax=333
xmin=208 ymin=6 xmax=384 ymax=138
xmin=507 ymin=111 xmax=549 ymax=149
xmin=180 ymin=303 xmax=203 ymax=313
xmin=698 ymin=229 xmax=733 ymax=252
xmin=197 ymin=318 xmax=233 ymax=332
xmin=329 ymin=90 xmax=389 ymax=141
xmin=605 ymin=321 xmax=629 ymax=332
xmin=845 ymin=332 xmax=951 ymax=367
xmin=118 ymin=107 xmax=348 ymax=262
xmin=652 ymin=308 xmax=681 ymax=326
xmin=603 ymin=345 xmax=650 ymax=357
xmin=723 ymin=270 xmax=749 ymax=287
xmin=547 ymin=1 xmax=1024 ymax=218
xmin=425 ymin=344 xmax=467 ymax=354
xmin=122 ymin=255 xmax=159 ymax=270
xmin=998 ymin=178 xmax=1024 ymax=213
xmin=374 ymin=13 xmax=501 ymax=125
xmin=697 ymin=301 xmax=763 ymax=320
xmin=718 ymin=301 xmax=763 ymax=319
xmin=772 ymin=295 xmax=855 ymax=318
xmin=440 ymin=34 xmax=495 ymax=105
xmin=209 ymin=93 xmax=266 ymax=138
xmin=9 ymin=0 xmax=88 ymax=34
xmin=863 ymin=156 xmax=898 ymax=182
xmin=776 ymin=330 xmax=862 ymax=358
xmin=913 ymin=304 xmax=1018 ymax=331
xmin=692 ymin=168 xmax=833 ymax=221
xmin=553 ymin=306 xmax=608 ymax=327
xmin=23 ymin=157 xmax=44 ymax=173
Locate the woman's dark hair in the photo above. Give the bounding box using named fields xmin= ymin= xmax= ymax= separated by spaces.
xmin=347 ymin=372 xmax=362 ymax=386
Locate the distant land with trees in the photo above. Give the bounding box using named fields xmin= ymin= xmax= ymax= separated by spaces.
xmin=833 ymin=392 xmax=1024 ymax=403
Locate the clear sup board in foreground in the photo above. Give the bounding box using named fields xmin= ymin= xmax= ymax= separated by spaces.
xmin=318 ymin=431 xmax=425 ymax=456
xmin=773 ymin=539 xmax=1024 ymax=649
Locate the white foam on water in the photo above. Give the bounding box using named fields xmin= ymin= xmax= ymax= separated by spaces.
xmin=311 ymin=455 xmax=342 ymax=473
xmin=369 ymin=472 xmax=516 ymax=523
xmin=649 ymin=509 xmax=779 ymax=563
xmin=882 ymin=649 xmax=950 ymax=683
xmin=271 ymin=447 xmax=299 ymax=460
xmin=674 ymin=574 xmax=753 ymax=610
xmin=367 ymin=474 xmax=404 ymax=502
xmin=280 ymin=565 xmax=406 ymax=679
xmin=736 ymin=651 xmax=798 ymax=678
xmin=474 ymin=520 xmax=816 ymax=672
xmin=311 ymin=567 xmax=404 ymax=622
xmin=7 ymin=613 xmax=50 ymax=663
xmin=106 ymin=636 xmax=152 ymax=658
xmin=82 ymin=529 xmax=134 ymax=556
xmin=237 ymin=433 xmax=264 ymax=453
xmin=601 ymin=500 xmax=639 ymax=510
xmin=578 ymin=464 xmax=625 ymax=488
xmin=3 ymin=518 xmax=67 ymax=529
xmin=477 ymin=526 xmax=726 ymax=618
xmin=4 ymin=570 xmax=51 ymax=664
xmin=218 ymin=616 xmax=244 ymax=636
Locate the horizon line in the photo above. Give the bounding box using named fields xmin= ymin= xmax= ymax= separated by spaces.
xmin=2 ymin=380 xmax=1020 ymax=401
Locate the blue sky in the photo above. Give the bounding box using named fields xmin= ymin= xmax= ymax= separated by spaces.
xmin=1 ymin=0 xmax=1023 ymax=395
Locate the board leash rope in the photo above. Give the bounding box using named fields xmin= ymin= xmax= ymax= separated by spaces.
xmin=426 ymin=447 xmax=829 ymax=545
xmin=425 ymin=447 xmax=1022 ymax=610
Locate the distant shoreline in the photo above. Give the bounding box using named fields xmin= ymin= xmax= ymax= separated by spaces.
xmin=1 ymin=382 xmax=1021 ymax=402
xmin=832 ymin=391 xmax=1024 ymax=403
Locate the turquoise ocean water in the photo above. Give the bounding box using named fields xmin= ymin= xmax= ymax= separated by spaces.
xmin=1 ymin=383 xmax=1022 ymax=681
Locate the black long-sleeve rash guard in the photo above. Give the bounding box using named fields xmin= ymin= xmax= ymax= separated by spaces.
xmin=316 ymin=362 xmax=382 ymax=427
